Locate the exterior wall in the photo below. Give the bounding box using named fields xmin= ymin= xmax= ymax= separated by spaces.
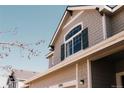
xmin=48 ymin=56 xmax=53 ymax=68
xmin=78 ymin=60 xmax=88 ymax=88
xmin=52 ymin=9 xmax=104 ymax=66
xmin=65 ymin=10 xmax=81 ymax=24
xmin=25 ymin=6 xmax=124 ymax=88
xmin=49 ymin=6 xmax=124 ymax=68
xmin=111 ymin=6 xmax=124 ymax=36
xmin=29 ymin=64 xmax=76 ymax=88
xmin=106 ymin=14 xmax=112 ymax=37
xmin=28 ymin=60 xmax=88 ymax=88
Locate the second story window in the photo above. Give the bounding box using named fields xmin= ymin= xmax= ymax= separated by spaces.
xmin=66 ymin=40 xmax=72 ymax=57
xmin=73 ymin=34 xmax=81 ymax=53
xmin=65 ymin=25 xmax=82 ymax=41
xmin=60 ymin=24 xmax=89 ymax=61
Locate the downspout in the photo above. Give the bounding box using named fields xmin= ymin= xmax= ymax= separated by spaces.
xmin=102 ymin=13 xmax=107 ymax=40
xmin=96 ymin=7 xmax=107 ymax=40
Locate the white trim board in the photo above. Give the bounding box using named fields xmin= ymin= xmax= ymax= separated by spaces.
xmin=63 ymin=11 xmax=84 ymax=29
xmin=116 ymin=72 xmax=124 ymax=88
xmin=87 ymin=59 xmax=92 ymax=88
xmin=50 ymin=11 xmax=68 ymax=46
xmin=64 ymin=22 xmax=83 ymax=43
xmin=102 ymin=13 xmax=107 ymax=40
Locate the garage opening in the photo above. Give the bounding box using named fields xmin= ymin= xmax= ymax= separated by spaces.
xmin=91 ymin=50 xmax=124 ymax=88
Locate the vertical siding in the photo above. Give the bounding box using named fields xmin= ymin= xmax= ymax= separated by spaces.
xmin=111 ymin=7 xmax=124 ymax=35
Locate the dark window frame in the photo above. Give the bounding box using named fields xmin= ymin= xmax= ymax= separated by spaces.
xmin=65 ymin=25 xmax=82 ymax=41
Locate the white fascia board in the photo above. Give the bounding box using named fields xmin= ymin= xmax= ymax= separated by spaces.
xmin=104 ymin=5 xmax=112 ymax=12
xmin=112 ymin=5 xmax=123 ymax=12
xmin=50 ymin=5 xmax=123 ymax=46
xmin=67 ymin=5 xmax=98 ymax=11
xmin=100 ymin=5 xmax=123 ymax=13
xmin=50 ymin=5 xmax=105 ymax=46
xmin=50 ymin=11 xmax=68 ymax=46
xmin=63 ymin=11 xmax=84 ymax=29
xmin=46 ymin=51 xmax=54 ymax=58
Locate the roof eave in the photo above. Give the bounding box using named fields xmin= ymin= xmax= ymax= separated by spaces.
xmin=49 ymin=5 xmax=100 ymax=46
xmin=49 ymin=9 xmax=68 ymax=46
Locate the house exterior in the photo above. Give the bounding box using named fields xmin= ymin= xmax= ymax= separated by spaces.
xmin=10 ymin=69 xmax=38 ymax=88
xmin=0 ymin=68 xmax=38 ymax=88
xmin=0 ymin=66 xmax=12 ymax=88
xmin=24 ymin=5 xmax=124 ymax=88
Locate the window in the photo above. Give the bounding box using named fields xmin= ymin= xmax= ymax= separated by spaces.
xmin=60 ymin=24 xmax=89 ymax=60
xmin=73 ymin=34 xmax=81 ymax=53
xmin=65 ymin=25 xmax=82 ymax=41
xmin=66 ymin=40 xmax=72 ymax=57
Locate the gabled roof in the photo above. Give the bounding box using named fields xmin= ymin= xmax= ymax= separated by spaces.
xmin=49 ymin=5 xmax=123 ymax=46
xmin=107 ymin=5 xmax=117 ymax=9
xmin=13 ymin=69 xmax=38 ymax=80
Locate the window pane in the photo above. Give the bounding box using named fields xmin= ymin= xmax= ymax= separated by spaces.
xmin=66 ymin=40 xmax=72 ymax=57
xmin=65 ymin=25 xmax=81 ymax=41
xmin=73 ymin=34 xmax=81 ymax=53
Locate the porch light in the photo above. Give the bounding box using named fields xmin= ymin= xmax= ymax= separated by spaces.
xmin=58 ymin=84 xmax=63 ymax=88
xmin=80 ymin=79 xmax=84 ymax=85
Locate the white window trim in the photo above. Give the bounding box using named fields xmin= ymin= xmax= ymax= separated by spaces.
xmin=64 ymin=22 xmax=83 ymax=58
xmin=65 ymin=40 xmax=72 ymax=57
xmin=116 ymin=72 xmax=124 ymax=88
xmin=87 ymin=59 xmax=92 ymax=88
xmin=64 ymin=22 xmax=83 ymax=43
xmin=102 ymin=13 xmax=107 ymax=40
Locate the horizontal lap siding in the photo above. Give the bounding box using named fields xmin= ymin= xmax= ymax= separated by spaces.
xmin=106 ymin=15 xmax=112 ymax=37
xmin=49 ymin=56 xmax=53 ymax=68
xmin=29 ymin=64 xmax=76 ymax=88
xmin=52 ymin=10 xmax=103 ymax=65
xmin=111 ymin=7 xmax=124 ymax=35
xmin=53 ymin=11 xmax=82 ymax=66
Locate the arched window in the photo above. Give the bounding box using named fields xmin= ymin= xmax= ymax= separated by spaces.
xmin=61 ymin=24 xmax=89 ymax=60
xmin=65 ymin=25 xmax=82 ymax=41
